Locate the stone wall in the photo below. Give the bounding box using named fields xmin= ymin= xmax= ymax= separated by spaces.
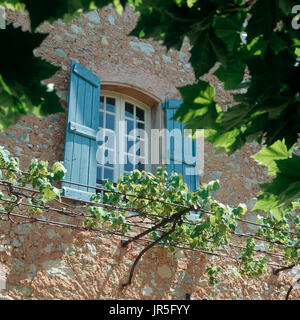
xmin=0 ymin=5 xmax=299 ymax=300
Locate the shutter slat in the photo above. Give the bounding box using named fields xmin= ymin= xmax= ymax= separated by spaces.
xmin=69 ymin=121 xmax=97 ymax=140
xmin=62 ymin=61 xmax=101 ymax=201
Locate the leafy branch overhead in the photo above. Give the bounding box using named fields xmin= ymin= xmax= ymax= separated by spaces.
xmin=127 ymin=0 xmax=300 ymax=209
xmin=0 ymin=0 xmax=124 ymax=130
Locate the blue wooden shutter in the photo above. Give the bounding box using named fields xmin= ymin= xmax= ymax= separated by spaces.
xmin=62 ymin=61 xmax=101 ymax=201
xmin=163 ymin=99 xmax=200 ymax=192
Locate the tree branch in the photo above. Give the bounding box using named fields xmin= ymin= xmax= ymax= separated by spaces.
xmin=219 ymin=0 xmax=256 ymax=15
xmin=122 ymin=222 xmax=177 ymax=288
xmin=121 ymin=208 xmax=189 ymax=248
xmin=273 ymin=264 xmax=295 ymax=275
xmin=286 ymin=277 xmax=300 ymax=300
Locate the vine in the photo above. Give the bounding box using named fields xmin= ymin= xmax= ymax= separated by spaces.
xmin=0 ymin=146 xmax=299 ymax=298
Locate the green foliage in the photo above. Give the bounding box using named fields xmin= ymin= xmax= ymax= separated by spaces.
xmin=0 ymin=0 xmax=114 ymax=29
xmin=239 ymin=238 xmax=268 ymax=276
xmin=260 ymin=155 xmax=300 ymax=205
xmin=0 ymin=145 xmax=299 ymax=286
xmin=206 ymin=266 xmax=222 ymax=285
xmin=252 ymin=139 xmax=300 ymax=218
xmin=0 ymin=25 xmax=63 ymax=130
xmin=127 ymin=0 xmax=300 ymax=207
xmin=86 ymin=167 xmax=248 ymax=253
xmin=0 ymin=0 xmax=122 ymax=129
xmin=252 ymin=139 xmax=293 ymax=176
xmin=0 ymin=146 xmax=65 ymax=204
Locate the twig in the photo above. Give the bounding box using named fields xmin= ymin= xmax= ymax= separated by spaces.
xmin=273 ymin=264 xmax=295 ymax=275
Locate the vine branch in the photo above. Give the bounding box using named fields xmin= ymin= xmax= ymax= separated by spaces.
xmin=122 ymin=222 xmax=177 ymax=288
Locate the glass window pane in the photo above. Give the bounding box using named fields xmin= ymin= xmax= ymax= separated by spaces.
xmin=127 ymin=140 xmax=135 ymax=154
xmin=137 ymin=122 xmax=144 ymax=130
xmin=126 ymin=119 xmax=134 ymax=136
xmin=106 ymin=97 xmax=116 ymax=113
xmin=106 ymin=113 xmax=115 ymax=130
xmin=134 ymin=140 xmax=141 ymax=156
xmin=104 ymin=149 xmax=114 ymax=167
xmin=96 ymin=147 xmax=104 ymax=163
xmin=125 ymin=102 xmax=134 ymax=118
xmin=99 ymin=111 xmax=104 ymax=128
xmin=96 ymin=166 xmax=102 ymax=184
xmin=136 ymin=107 xmax=144 ymax=121
xmin=104 ymin=168 xmax=114 ymax=181
xmin=124 ymin=162 xmax=134 ymax=172
xmin=100 ymin=96 xmax=104 ymax=110
xmin=124 ymin=154 xmax=134 ymax=172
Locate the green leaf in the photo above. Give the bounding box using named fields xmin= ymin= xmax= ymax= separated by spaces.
xmin=189 ymin=32 xmax=217 ymax=79
xmin=0 ymin=25 xmax=64 ymax=130
xmin=42 ymin=185 xmax=61 ymax=201
xmin=21 ymin=0 xmax=112 ymax=30
xmin=252 ymin=139 xmax=293 ymax=175
xmin=214 ymin=60 xmax=246 ymax=90
xmin=277 ymin=0 xmax=297 ymax=15
xmin=174 ymin=80 xmax=220 ymax=130
xmin=214 ymin=11 xmax=246 ymax=52
xmin=246 ymin=0 xmax=277 ymax=42
xmin=252 ymin=193 xmax=280 ymax=213
xmin=260 ymin=155 xmax=300 ymax=205
xmin=270 ymin=206 xmax=285 ymax=221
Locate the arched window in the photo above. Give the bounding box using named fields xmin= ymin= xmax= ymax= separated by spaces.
xmin=96 ymin=91 xmax=151 ymax=185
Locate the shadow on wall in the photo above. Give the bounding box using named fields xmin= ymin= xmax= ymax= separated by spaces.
xmin=0 ymin=210 xmax=212 ymax=300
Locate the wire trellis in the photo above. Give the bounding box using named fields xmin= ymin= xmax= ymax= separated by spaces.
xmin=0 ymin=178 xmax=294 ymax=268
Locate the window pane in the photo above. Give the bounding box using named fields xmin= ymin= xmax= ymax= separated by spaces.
xmin=99 ymin=111 xmax=104 ymax=128
xmin=96 ymin=166 xmax=102 ymax=184
xmin=106 ymin=113 xmax=115 ymax=130
xmin=136 ymin=128 xmax=145 ymax=139
xmin=104 ymin=149 xmax=114 ymax=167
xmin=100 ymin=96 xmax=104 ymax=110
xmin=124 ymin=154 xmax=134 ymax=172
xmin=106 ymin=97 xmax=116 ymax=113
xmin=127 ymin=140 xmax=135 ymax=155
xmin=104 ymin=168 xmax=114 ymax=181
xmin=137 ymin=122 xmax=144 ymax=130
xmin=126 ymin=119 xmax=134 ymax=136
xmin=136 ymin=107 xmax=144 ymax=121
xmin=96 ymin=147 xmax=104 ymax=163
xmin=125 ymin=102 xmax=134 ymax=118
xmin=124 ymin=162 xmax=134 ymax=172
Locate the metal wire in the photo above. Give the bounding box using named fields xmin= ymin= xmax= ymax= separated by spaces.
xmin=1 ymin=178 xmax=298 ymax=237
xmin=0 ymin=209 xmax=287 ymax=268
